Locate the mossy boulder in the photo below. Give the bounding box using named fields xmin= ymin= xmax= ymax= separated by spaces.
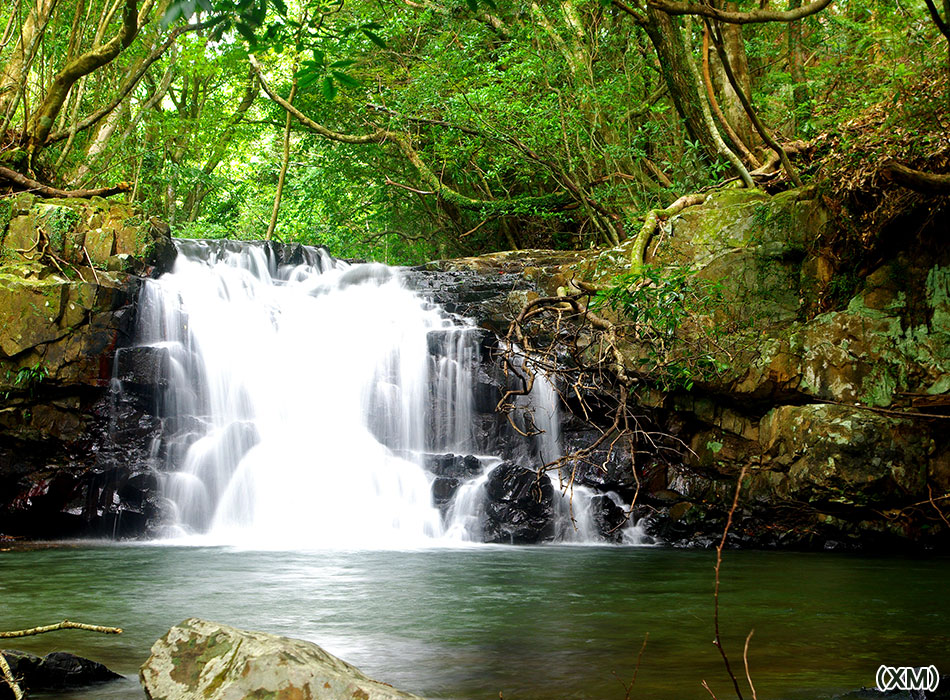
xmin=0 ymin=195 xmax=175 ymax=274
xmin=141 ymin=619 xmax=425 ymax=700
xmin=757 ymin=404 xmax=930 ymax=507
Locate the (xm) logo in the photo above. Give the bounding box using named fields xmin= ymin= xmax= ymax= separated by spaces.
xmin=876 ymin=665 xmax=940 ymax=692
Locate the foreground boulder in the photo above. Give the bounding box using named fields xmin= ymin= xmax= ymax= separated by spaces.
xmin=0 ymin=649 xmax=121 ymax=698
xmin=140 ymin=618 xmax=424 ymax=700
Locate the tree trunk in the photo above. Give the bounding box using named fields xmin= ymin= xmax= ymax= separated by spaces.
xmin=710 ymin=6 xmax=755 ymax=148
xmin=24 ymin=0 xmax=147 ymax=162
xmin=643 ymin=7 xmax=753 ymax=185
xmin=265 ymin=82 xmax=296 ymax=241
xmin=787 ymin=0 xmax=809 ymax=133
xmin=643 ymin=7 xmax=720 ymax=160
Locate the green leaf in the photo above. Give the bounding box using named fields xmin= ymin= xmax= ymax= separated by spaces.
xmin=466 ymin=0 xmax=478 ymax=11
xmin=329 ymin=59 xmax=356 ymax=68
xmin=297 ymin=70 xmax=322 ymax=90
xmin=331 ymin=70 xmax=361 ymax=88
xmin=159 ymin=3 xmax=182 ymax=28
xmin=362 ymin=30 xmax=387 ymax=49
xmin=322 ymin=76 xmax=337 ymax=100
xmin=236 ymin=22 xmax=257 ymax=44
xmin=312 ymin=48 xmax=325 ymax=66
xmin=271 ymin=0 xmax=288 ymax=15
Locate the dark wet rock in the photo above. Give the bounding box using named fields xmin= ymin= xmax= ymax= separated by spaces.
xmin=431 ymin=476 xmax=462 ymax=509
xmin=0 ymin=649 xmax=121 ymax=697
xmin=114 ymin=346 xmax=169 ymax=390
xmin=402 ymin=267 xmax=535 ymax=330
xmin=423 ymin=453 xmax=483 ymax=478
xmin=588 ymin=494 xmax=627 ymax=543
xmin=140 ymin=618 xmax=423 ymax=700
xmin=482 ymin=462 xmax=555 ymax=544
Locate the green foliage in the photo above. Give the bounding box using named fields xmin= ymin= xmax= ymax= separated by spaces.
xmin=594 ymin=265 xmax=730 ymax=391
xmin=3 ymin=363 xmax=49 ymax=400
xmin=2 ymin=0 xmax=946 ymax=264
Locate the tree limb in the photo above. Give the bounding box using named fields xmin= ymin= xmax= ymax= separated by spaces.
xmin=880 ymin=160 xmax=950 ymax=195
xmin=923 ymin=0 xmax=950 ymax=39
xmin=45 ymin=18 xmax=222 ymax=146
xmin=631 ymin=193 xmax=708 ymax=268
xmin=0 ymin=165 xmax=129 ymax=197
xmin=702 ymin=28 xmax=760 ymax=169
xmin=249 ymin=55 xmax=571 ymax=216
xmin=648 ymin=0 xmax=833 ymax=23
xmin=707 ymin=20 xmax=802 ymax=186
xmin=26 ymin=0 xmax=148 ymax=159
xmin=0 ymin=620 xmax=123 ymax=700
xmin=0 ymin=652 xmax=23 ymax=700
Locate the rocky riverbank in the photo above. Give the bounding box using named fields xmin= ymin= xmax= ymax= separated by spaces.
xmin=0 ymin=194 xmax=174 ymax=538
xmin=427 ymin=186 xmax=950 ymax=551
xmin=1 ymin=188 xmax=946 ymax=550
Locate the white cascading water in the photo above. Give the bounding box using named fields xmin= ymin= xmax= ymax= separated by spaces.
xmin=135 ymin=240 xmax=638 ymax=548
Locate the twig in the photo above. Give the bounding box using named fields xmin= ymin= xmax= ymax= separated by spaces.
xmin=928 ymin=485 xmax=950 ymax=529
xmin=713 ymin=467 xmax=747 ymax=700
xmin=384 ymin=177 xmax=436 ymax=196
xmin=702 ymin=679 xmax=721 ymax=700
xmin=743 ymin=629 xmax=758 ymax=700
xmin=613 ymin=632 xmax=649 ymax=700
xmin=82 ymin=245 xmax=101 ymax=286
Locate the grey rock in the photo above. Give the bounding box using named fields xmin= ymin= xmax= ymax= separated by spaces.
xmin=140 ymin=618 xmax=425 ymax=700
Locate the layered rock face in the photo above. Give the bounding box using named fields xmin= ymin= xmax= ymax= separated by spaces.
xmin=0 ymin=194 xmax=174 ymax=538
xmin=1 ymin=188 xmax=945 ymax=550
xmin=432 ymin=188 xmax=950 ymax=550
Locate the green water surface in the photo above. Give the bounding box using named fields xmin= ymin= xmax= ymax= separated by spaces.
xmin=1 ymin=544 xmax=947 ymax=699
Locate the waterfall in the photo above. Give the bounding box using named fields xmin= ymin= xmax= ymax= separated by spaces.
xmin=132 ymin=240 xmax=641 ymax=548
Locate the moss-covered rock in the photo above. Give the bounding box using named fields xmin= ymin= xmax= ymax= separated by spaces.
xmin=141 ymin=619 xmax=424 ymax=700
xmin=430 ymin=186 xmax=949 ymax=549
xmin=0 ymin=196 xmax=174 ymax=540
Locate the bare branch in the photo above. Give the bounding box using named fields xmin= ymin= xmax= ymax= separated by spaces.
xmin=713 ymin=466 xmax=747 ymax=700
xmin=0 ymin=620 xmax=123 ymax=638
xmin=648 ymin=0 xmax=833 ymax=24
xmin=0 ymin=165 xmax=129 ymax=198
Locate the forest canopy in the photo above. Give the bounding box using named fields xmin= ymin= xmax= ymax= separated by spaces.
xmin=0 ymin=0 xmax=947 ymax=262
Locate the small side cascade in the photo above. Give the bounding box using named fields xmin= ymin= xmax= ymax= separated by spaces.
xmin=130 ymin=239 xmax=642 ymax=548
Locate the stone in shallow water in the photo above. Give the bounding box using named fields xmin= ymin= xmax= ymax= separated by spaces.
xmin=0 ymin=649 xmax=121 ymax=698
xmin=140 ymin=618 xmax=425 ymax=700
xmin=482 ymin=462 xmax=555 ymax=544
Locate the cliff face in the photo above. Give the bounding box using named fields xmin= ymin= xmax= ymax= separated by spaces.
xmin=1 ymin=189 xmax=946 ymax=550
xmin=432 ymin=187 xmax=950 ymax=550
xmin=0 ymin=195 xmax=174 ymax=539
